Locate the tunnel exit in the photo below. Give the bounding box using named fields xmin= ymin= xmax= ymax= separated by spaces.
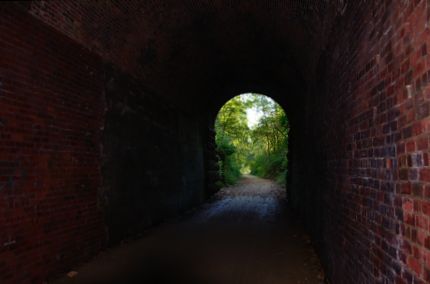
xmin=214 ymin=93 xmax=289 ymax=187
xmin=2 ymin=1 xmax=429 ymax=283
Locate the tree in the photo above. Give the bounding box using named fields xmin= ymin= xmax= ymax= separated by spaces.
xmin=215 ymin=94 xmax=289 ymax=186
xmin=215 ymin=96 xmax=251 ymax=184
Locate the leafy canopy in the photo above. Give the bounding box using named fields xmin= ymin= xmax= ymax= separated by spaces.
xmin=215 ymin=93 xmax=289 ymax=185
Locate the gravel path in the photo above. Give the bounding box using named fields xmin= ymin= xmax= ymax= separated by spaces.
xmin=53 ymin=175 xmax=325 ymax=284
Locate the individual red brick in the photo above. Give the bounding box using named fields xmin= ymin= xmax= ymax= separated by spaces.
xmin=398 ymin=143 xmax=406 ymax=154
xmin=416 ymin=215 xmax=429 ymax=230
xmin=407 ymin=141 xmax=417 ymax=152
xmin=425 ymin=268 xmax=430 ymax=283
xmin=403 ymin=199 xmax=414 ymax=213
xmin=417 ymin=229 xmax=426 ymax=246
xmin=424 ymin=185 xmax=430 ymax=198
xmin=424 ymin=153 xmax=430 ymax=166
xmin=420 ymin=169 xmax=430 ymax=182
xmin=415 ymin=200 xmax=423 ymax=212
xmin=426 ymin=235 xmax=430 ymax=250
xmin=400 ymin=182 xmax=412 ymax=194
xmin=407 ymin=256 xmax=422 ymax=276
xmin=405 ymin=213 xmax=416 ymax=226
xmin=400 ymin=168 xmax=409 ymax=180
xmin=417 ymin=137 xmax=429 ymax=150
xmin=423 ymin=202 xmax=430 ymax=216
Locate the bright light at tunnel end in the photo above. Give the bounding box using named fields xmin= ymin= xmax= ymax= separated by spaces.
xmin=240 ymin=93 xmax=275 ymax=129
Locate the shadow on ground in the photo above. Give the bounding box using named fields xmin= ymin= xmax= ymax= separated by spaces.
xmin=53 ymin=176 xmax=324 ymax=284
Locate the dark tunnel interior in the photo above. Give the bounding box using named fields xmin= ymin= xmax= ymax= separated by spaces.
xmin=1 ymin=1 xmax=430 ymax=283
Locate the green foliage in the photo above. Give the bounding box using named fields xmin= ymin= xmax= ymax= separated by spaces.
xmin=215 ymin=94 xmax=289 ymax=186
xmin=215 ymin=96 xmax=250 ymax=185
xmin=250 ymin=150 xmax=288 ymax=184
xmin=216 ymin=135 xmax=241 ymax=185
xmin=249 ymin=98 xmax=289 ymax=185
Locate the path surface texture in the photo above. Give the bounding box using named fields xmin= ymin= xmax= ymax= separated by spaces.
xmin=54 ymin=175 xmax=324 ymax=284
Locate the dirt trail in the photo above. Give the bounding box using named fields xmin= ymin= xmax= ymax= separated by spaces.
xmin=54 ymin=176 xmax=324 ymax=284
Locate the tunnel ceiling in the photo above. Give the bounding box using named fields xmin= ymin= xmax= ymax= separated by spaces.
xmin=29 ymin=0 xmax=347 ymax=111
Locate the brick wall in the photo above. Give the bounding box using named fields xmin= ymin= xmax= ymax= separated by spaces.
xmin=102 ymin=66 xmax=206 ymax=244
xmin=294 ymin=0 xmax=430 ymax=283
xmin=0 ymin=4 xmax=105 ymax=283
xmin=6 ymin=0 xmax=430 ymax=283
xmin=0 ymin=3 xmax=211 ymax=282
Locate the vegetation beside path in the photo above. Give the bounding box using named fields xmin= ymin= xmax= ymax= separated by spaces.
xmin=215 ymin=94 xmax=289 ymax=186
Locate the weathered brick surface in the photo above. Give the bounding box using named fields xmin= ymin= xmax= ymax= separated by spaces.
xmin=295 ymin=1 xmax=430 ymax=283
xmin=26 ymin=0 xmax=336 ymax=112
xmin=0 ymin=4 xmax=105 ymax=283
xmin=101 ymin=66 xmax=206 ymax=244
xmin=5 ymin=0 xmax=430 ymax=283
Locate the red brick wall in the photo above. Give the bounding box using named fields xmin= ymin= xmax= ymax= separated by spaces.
xmin=6 ymin=0 xmax=430 ymax=283
xmin=301 ymin=0 xmax=430 ymax=283
xmin=0 ymin=4 xmax=105 ymax=283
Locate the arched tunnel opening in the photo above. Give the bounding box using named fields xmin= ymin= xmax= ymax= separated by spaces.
xmin=214 ymin=93 xmax=289 ymax=188
xmin=2 ymin=1 xmax=430 ymax=283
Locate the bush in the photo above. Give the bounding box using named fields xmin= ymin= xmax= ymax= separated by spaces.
xmin=250 ymin=149 xmax=287 ymax=186
xmin=216 ymin=136 xmax=241 ymax=186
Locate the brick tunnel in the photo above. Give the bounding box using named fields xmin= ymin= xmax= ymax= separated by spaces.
xmin=1 ymin=1 xmax=430 ymax=283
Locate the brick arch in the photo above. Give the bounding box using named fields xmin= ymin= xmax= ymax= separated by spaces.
xmin=1 ymin=1 xmax=430 ymax=283
xmin=25 ymin=0 xmax=337 ymax=111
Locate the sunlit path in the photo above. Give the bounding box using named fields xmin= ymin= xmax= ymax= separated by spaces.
xmin=215 ymin=94 xmax=289 ymax=186
xmin=53 ymin=176 xmax=324 ymax=284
